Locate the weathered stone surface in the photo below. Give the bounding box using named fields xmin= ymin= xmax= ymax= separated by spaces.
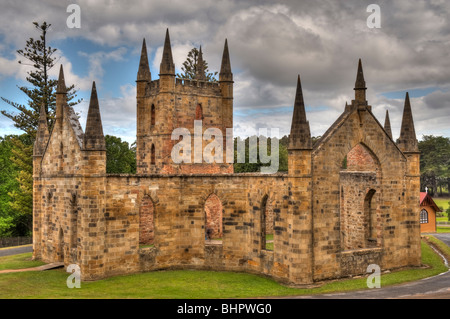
xmin=33 ymin=35 xmax=421 ymax=285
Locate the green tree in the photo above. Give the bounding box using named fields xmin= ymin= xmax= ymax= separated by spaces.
xmin=0 ymin=136 xmax=20 ymax=237
xmin=105 ymin=135 xmax=136 ymax=174
xmin=0 ymin=21 xmax=80 ymax=236
xmin=418 ymin=135 xmax=450 ymax=196
xmin=0 ymin=134 xmax=32 ymax=236
xmin=177 ymin=47 xmax=218 ymax=82
xmin=233 ymin=136 xmax=288 ymax=173
xmin=1 ymin=22 xmax=80 ymax=136
xmin=8 ymin=135 xmax=33 ymax=236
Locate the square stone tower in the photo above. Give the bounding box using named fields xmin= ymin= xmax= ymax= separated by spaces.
xmin=136 ymin=30 xmax=234 ymax=174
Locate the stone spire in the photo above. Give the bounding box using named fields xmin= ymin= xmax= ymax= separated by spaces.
xmin=33 ymin=103 xmax=50 ymax=156
xmin=397 ymin=92 xmax=419 ymax=152
xmin=219 ymin=39 xmax=233 ymax=82
xmin=384 ymin=109 xmax=393 ymax=139
xmin=56 ymin=64 xmax=66 ymax=94
xmin=195 ymin=46 xmax=206 ymax=81
xmin=84 ymin=82 xmax=106 ymax=151
xmin=55 ymin=65 xmax=67 ymax=127
xmin=137 ymin=38 xmax=151 ymax=82
xmin=354 ymin=58 xmax=367 ymax=103
xmin=159 ymin=28 xmax=175 ymax=75
xmin=288 ymin=75 xmax=312 ymax=150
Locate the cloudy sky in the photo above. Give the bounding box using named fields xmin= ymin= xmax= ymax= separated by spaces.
xmin=0 ymin=0 xmax=449 ymax=144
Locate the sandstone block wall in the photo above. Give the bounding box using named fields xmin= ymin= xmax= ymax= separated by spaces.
xmin=137 ymin=78 xmax=233 ymax=175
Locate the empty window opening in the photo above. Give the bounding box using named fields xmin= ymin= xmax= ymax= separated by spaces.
xmin=151 ymin=144 xmax=156 ymax=165
xmin=195 ymin=104 xmax=203 ymax=120
xmin=365 ymin=189 xmax=377 ymax=247
xmin=151 ymin=104 xmax=155 ymax=126
xmin=261 ymin=195 xmax=274 ymax=251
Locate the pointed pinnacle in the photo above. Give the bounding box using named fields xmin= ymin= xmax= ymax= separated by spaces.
xmin=34 ymin=103 xmax=49 ymax=156
xmin=56 ymin=64 xmax=66 ymax=94
xmin=398 ymin=92 xmax=418 ymax=152
xmin=219 ymin=39 xmax=233 ymax=82
xmin=196 ymin=46 xmax=206 ymax=81
xmin=137 ymin=38 xmax=151 ymax=82
xmin=293 ymin=75 xmax=307 ymax=123
xmin=289 ymin=75 xmax=312 ymax=150
xmin=160 ymin=28 xmax=175 ymax=75
xmin=354 ymin=58 xmax=366 ymax=90
xmin=38 ymin=103 xmax=48 ymax=128
xmin=384 ymin=109 xmax=393 ymax=139
xmin=84 ymin=81 xmax=106 ymax=151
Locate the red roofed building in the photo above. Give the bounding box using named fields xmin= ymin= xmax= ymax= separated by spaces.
xmin=419 ymin=192 xmax=441 ymax=233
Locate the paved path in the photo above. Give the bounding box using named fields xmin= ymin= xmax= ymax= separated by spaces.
xmin=433 ymin=233 xmax=450 ymax=247
xmin=0 ymin=262 xmax=64 ymax=274
xmin=289 ymin=233 xmax=450 ymax=299
xmin=287 ymin=269 xmax=450 ymax=299
xmin=0 ymin=244 xmax=33 ymax=257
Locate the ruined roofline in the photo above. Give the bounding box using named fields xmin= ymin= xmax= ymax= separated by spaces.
xmin=312 ymin=59 xmax=408 ymax=160
xmin=312 ymin=106 xmax=407 ymax=162
xmin=40 ymin=103 xmax=85 ymax=160
xmin=146 ymin=77 xmax=221 ymax=96
xmin=106 ymin=171 xmax=288 ymax=178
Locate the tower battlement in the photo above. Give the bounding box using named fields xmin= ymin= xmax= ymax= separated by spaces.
xmin=136 ymin=29 xmax=233 ymax=174
xmin=145 ymin=78 xmax=221 ymax=96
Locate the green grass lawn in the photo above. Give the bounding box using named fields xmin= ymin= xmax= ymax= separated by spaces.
xmin=434 ymin=198 xmax=450 ymax=211
xmin=0 ymin=252 xmax=46 ymax=271
xmin=433 ymin=197 xmax=449 ymax=223
xmin=426 ymin=235 xmax=450 ymax=261
xmin=0 ymin=239 xmax=448 ymax=299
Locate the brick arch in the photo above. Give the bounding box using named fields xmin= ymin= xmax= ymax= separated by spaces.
xmin=339 ymin=143 xmax=382 ymax=250
xmin=204 ymin=193 xmax=223 ymax=239
xmin=139 ymin=195 xmax=155 ymax=245
xmin=132 ymin=190 xmax=160 ymax=214
xmin=343 ymin=143 xmax=381 ymax=172
xmin=199 ymin=188 xmax=228 ymax=207
xmin=195 ymin=103 xmax=203 ymax=120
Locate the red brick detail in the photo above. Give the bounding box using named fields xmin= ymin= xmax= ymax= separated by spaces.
xmin=139 ymin=196 xmax=155 ymax=245
xmin=347 ymin=144 xmax=378 ymax=171
xmin=205 ymin=194 xmax=222 ymax=239
xmin=195 ymin=104 xmax=203 ymax=120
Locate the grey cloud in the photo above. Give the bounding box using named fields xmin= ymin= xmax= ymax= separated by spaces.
xmin=424 ymin=90 xmax=450 ymax=110
xmin=1 ymin=0 xmax=450 ymax=141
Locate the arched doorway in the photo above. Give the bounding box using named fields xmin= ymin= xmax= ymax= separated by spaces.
xmin=340 ymin=143 xmax=381 ymax=250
